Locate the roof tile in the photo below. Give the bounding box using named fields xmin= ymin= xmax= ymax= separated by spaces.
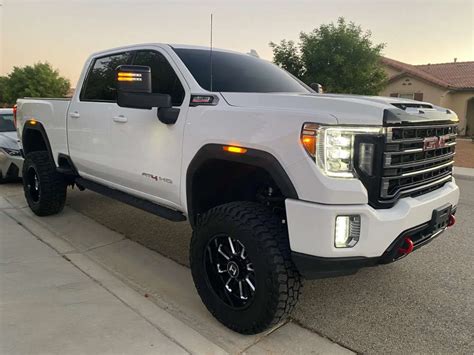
xmin=416 ymin=62 xmax=474 ymax=89
xmin=382 ymin=57 xmax=474 ymax=90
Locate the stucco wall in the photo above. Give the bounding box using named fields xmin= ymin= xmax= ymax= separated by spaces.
xmin=380 ymin=76 xmax=449 ymax=105
xmin=443 ymin=91 xmax=474 ymax=135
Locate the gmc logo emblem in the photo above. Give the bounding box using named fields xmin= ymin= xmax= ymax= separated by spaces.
xmin=423 ymin=135 xmax=449 ymax=150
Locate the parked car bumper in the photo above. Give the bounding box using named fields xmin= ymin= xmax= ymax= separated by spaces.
xmin=0 ymin=150 xmax=23 ymax=180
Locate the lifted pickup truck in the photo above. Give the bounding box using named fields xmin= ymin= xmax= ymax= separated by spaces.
xmin=16 ymin=44 xmax=460 ymax=334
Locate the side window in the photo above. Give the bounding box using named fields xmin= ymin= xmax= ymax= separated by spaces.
xmin=133 ymin=51 xmax=185 ymax=106
xmin=80 ymin=52 xmax=133 ymax=101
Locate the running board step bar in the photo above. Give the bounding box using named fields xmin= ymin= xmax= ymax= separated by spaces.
xmin=74 ymin=177 xmax=186 ymax=222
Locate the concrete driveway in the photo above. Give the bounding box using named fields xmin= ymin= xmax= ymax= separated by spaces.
xmin=3 ymin=179 xmax=473 ymax=353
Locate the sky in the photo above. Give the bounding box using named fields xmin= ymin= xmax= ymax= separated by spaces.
xmin=1 ymin=0 xmax=473 ymax=87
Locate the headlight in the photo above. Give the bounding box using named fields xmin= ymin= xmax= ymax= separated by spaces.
xmin=301 ymin=124 xmax=383 ymax=178
xmin=2 ymin=147 xmax=22 ymax=157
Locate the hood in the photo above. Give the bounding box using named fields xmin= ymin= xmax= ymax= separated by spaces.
xmin=0 ymin=132 xmax=21 ymax=150
xmin=220 ymin=92 xmax=456 ymax=126
xmin=322 ymin=93 xmax=433 ymax=107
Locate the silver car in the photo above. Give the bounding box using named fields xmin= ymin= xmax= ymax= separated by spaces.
xmin=0 ymin=108 xmax=23 ymax=183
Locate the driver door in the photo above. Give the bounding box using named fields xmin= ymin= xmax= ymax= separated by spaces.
xmin=106 ymin=48 xmax=189 ymax=209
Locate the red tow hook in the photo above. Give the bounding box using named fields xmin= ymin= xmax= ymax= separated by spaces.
xmin=448 ymin=214 xmax=456 ymax=227
xmin=398 ymin=237 xmax=414 ymax=256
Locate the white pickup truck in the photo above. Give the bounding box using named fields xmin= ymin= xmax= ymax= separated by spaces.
xmin=16 ymin=44 xmax=460 ymax=334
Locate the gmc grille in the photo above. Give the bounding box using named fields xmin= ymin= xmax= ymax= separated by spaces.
xmin=381 ymin=124 xmax=457 ymax=200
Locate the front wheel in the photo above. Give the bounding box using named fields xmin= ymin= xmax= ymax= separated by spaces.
xmin=22 ymin=151 xmax=67 ymax=216
xmin=190 ymin=201 xmax=301 ymax=334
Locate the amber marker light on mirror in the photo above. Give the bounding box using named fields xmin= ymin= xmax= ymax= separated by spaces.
xmin=301 ymin=123 xmax=319 ymax=159
xmin=117 ymin=72 xmax=143 ymax=82
xmin=223 ymin=146 xmax=248 ymax=154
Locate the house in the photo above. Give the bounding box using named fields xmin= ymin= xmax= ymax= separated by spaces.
xmin=380 ymin=58 xmax=474 ymax=136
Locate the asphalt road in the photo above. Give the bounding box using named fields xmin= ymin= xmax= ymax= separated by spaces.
xmin=7 ymin=179 xmax=474 ymax=353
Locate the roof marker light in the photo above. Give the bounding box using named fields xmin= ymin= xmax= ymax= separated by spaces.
xmin=223 ymin=146 xmax=247 ymax=154
xmin=29 ymin=119 xmax=37 ymax=125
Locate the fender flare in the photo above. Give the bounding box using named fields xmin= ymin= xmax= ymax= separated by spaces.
xmin=186 ymin=144 xmax=298 ymax=227
xmin=22 ymin=121 xmax=55 ymax=163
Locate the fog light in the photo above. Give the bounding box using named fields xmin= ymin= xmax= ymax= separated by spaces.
xmin=335 ymin=215 xmax=361 ymax=248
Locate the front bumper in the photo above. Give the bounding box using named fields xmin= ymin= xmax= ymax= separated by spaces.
xmin=286 ymin=181 xmax=459 ymax=278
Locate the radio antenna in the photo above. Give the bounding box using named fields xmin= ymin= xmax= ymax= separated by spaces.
xmin=210 ymin=13 xmax=213 ymax=92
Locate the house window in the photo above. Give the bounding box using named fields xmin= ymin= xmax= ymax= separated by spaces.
xmin=390 ymin=93 xmax=424 ymax=101
xmin=414 ymin=93 xmax=424 ymax=101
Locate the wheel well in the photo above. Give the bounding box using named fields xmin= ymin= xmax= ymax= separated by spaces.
xmin=22 ymin=129 xmax=48 ymax=155
xmin=188 ymin=159 xmax=288 ymax=226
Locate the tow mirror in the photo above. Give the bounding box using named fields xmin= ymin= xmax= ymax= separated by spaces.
xmin=116 ymin=65 xmax=178 ymax=124
xmin=116 ymin=65 xmax=152 ymax=94
xmin=116 ymin=65 xmax=172 ymax=110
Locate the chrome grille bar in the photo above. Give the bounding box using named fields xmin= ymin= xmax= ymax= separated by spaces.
xmin=385 ymin=152 xmax=455 ymax=169
xmin=380 ymin=123 xmax=456 ymax=200
xmin=400 ymin=161 xmax=454 ymax=177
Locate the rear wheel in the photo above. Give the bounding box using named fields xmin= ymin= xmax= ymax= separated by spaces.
xmin=190 ymin=201 xmax=301 ymax=334
xmin=22 ymin=151 xmax=67 ymax=216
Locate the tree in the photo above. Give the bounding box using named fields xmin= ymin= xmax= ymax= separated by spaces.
xmin=269 ymin=40 xmax=304 ymax=79
xmin=0 ymin=77 xmax=8 ymax=107
xmin=1 ymin=63 xmax=70 ymax=105
xmin=270 ymin=17 xmax=387 ymax=95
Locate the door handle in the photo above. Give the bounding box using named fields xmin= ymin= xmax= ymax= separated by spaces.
xmin=69 ymin=111 xmax=80 ymax=119
xmin=112 ymin=115 xmax=128 ymax=123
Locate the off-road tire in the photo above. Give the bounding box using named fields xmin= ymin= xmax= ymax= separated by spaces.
xmin=190 ymin=201 xmax=301 ymax=334
xmin=22 ymin=151 xmax=67 ymax=216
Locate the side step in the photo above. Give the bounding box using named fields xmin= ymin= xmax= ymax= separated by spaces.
xmin=75 ymin=177 xmax=186 ymax=222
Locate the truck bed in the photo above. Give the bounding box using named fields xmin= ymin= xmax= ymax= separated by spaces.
xmin=16 ymin=98 xmax=71 ymax=165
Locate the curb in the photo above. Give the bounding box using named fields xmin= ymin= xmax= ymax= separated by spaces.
xmin=2 ymin=207 xmax=227 ymax=355
xmin=453 ymin=167 xmax=474 ymax=181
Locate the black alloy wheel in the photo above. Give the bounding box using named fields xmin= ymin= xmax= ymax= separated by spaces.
xmin=25 ymin=167 xmax=41 ymax=203
xmin=190 ymin=201 xmax=301 ymax=334
xmin=205 ymin=234 xmax=256 ymax=309
xmin=22 ymin=151 xmax=67 ymax=216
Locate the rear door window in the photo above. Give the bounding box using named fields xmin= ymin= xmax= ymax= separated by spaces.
xmin=80 ymin=52 xmax=133 ymax=102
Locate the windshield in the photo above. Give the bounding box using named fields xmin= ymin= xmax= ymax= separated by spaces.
xmin=174 ymin=48 xmax=310 ymax=93
xmin=0 ymin=114 xmax=15 ymax=132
